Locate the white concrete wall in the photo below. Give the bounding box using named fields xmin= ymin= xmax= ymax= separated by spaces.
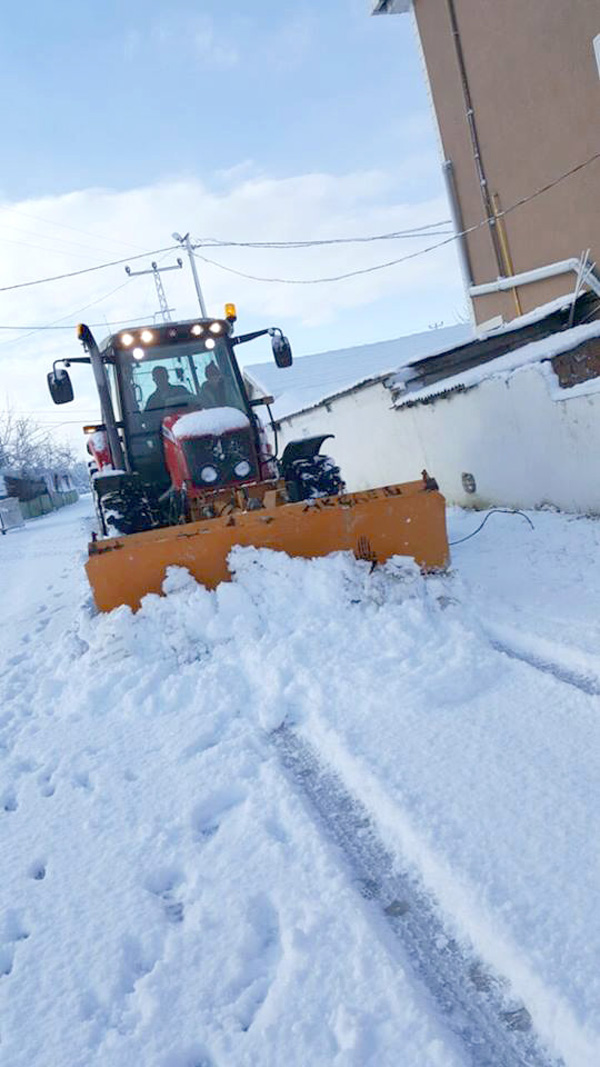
xmin=273 ymin=365 xmax=600 ymax=514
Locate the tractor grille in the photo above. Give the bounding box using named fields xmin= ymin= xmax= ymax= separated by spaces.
xmin=182 ymin=429 xmax=258 ymax=489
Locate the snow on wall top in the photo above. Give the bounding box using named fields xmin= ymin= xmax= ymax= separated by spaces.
xmin=244 ymin=324 xmax=473 ymax=422
xmin=392 ymin=320 xmax=600 ymax=407
xmin=172 ymin=407 xmax=250 ymax=438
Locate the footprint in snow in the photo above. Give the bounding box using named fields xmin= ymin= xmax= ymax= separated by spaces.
xmin=191 ymin=784 xmax=247 ymax=842
xmin=230 ymin=894 xmax=282 ymax=1032
xmin=71 ymin=769 xmax=93 ymax=793
xmin=28 ymin=859 xmax=47 ymax=881
xmin=2 ymin=789 xmax=18 ymax=813
xmin=180 ymin=730 xmax=221 ymax=762
xmin=145 ymin=868 xmax=186 ymax=925
xmin=0 ymin=910 xmax=30 ymax=978
xmin=37 ymin=765 xmax=58 ymax=797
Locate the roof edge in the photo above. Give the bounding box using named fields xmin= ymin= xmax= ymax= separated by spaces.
xmin=371 ymin=0 xmax=410 ymax=14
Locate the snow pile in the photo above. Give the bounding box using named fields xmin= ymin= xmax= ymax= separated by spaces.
xmin=172 ymin=407 xmax=249 ymax=438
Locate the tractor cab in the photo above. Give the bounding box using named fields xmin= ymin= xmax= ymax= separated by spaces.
xmin=107 ymin=320 xmax=255 ymax=492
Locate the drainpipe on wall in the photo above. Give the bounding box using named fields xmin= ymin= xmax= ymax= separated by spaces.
xmin=442 ymin=159 xmax=474 ymax=292
xmin=445 ymin=0 xmax=506 ymax=277
xmin=491 ymin=193 xmax=522 ymax=317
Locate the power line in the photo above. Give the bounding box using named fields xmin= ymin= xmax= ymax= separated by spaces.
xmin=0 ymin=149 xmax=597 ymax=295
xmin=0 ymin=315 xmax=160 ymax=331
xmin=194 ymin=219 xmax=454 ymax=248
xmin=0 ymin=244 xmax=179 ymax=294
xmin=0 ymin=249 xmax=177 ymax=344
xmin=194 ymin=150 xmax=600 ymax=285
xmin=2 ymin=205 xmax=147 ymax=254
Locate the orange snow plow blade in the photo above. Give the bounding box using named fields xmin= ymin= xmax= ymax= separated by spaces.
xmin=86 ymin=477 xmax=449 ymax=613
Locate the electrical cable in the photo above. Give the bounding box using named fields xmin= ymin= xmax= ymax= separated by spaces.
xmin=448 ymin=508 xmax=534 ymax=546
xmin=0 ymin=316 xmax=163 ymax=331
xmin=194 ymin=151 xmax=600 ymax=286
xmin=4 ymin=206 xmax=148 ymax=253
xmin=0 ymin=276 xmax=138 ymax=350
xmin=194 ymin=219 xmax=454 ymax=249
xmin=0 ymin=244 xmax=180 ymax=294
xmin=0 ymin=149 xmax=597 ymax=295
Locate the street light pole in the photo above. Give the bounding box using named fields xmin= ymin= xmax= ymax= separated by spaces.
xmin=172 ymin=232 xmax=208 ymax=318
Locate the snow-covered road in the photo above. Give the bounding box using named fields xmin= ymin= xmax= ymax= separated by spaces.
xmin=1 ymin=498 xmax=599 ymax=1067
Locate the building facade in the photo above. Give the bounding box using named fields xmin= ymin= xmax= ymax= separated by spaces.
xmin=372 ymin=1 xmax=600 ymax=327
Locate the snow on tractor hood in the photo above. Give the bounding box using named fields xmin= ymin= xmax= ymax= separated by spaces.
xmin=170 ymin=407 xmax=250 ymax=439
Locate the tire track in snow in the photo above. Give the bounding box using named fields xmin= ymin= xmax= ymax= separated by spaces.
xmin=272 ymin=725 xmax=562 ymax=1067
xmin=483 ymin=631 xmax=600 ymax=697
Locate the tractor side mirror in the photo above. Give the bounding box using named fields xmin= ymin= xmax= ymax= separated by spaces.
xmin=271 ymin=332 xmax=293 ymax=369
xmin=47 ymin=368 xmax=74 ymax=405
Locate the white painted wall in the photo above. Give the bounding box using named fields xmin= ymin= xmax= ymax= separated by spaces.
xmin=273 ymin=364 xmax=600 ymax=514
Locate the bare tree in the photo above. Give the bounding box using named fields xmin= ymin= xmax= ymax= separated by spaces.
xmin=0 ymin=409 xmax=76 ymax=478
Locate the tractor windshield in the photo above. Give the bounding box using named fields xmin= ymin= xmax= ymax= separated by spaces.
xmin=115 ymin=337 xmax=249 ymax=484
xmin=125 ymin=338 xmax=245 ymax=419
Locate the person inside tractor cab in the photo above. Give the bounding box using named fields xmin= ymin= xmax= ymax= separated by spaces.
xmin=198 ymin=361 xmax=227 ymax=408
xmin=144 ymin=365 xmax=193 ymax=413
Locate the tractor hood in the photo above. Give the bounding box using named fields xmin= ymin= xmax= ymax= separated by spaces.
xmin=169 ymin=407 xmax=250 ymax=439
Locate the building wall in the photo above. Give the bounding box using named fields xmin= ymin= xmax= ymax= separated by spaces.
xmin=274 ymin=368 xmax=600 ymax=514
xmin=412 ymin=0 xmax=600 ymax=325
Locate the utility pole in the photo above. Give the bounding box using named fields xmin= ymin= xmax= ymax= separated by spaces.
xmin=172 ymin=232 xmax=208 ymax=317
xmin=124 ymin=258 xmax=183 ymax=322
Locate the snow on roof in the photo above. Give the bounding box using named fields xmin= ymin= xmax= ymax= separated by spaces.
xmin=244 ymin=324 xmax=473 ymax=422
xmin=393 ymin=320 xmax=600 ymax=408
xmin=480 ymin=293 xmax=584 ymax=338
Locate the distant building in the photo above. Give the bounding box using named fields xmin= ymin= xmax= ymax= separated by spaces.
xmin=372 ymin=1 xmax=600 ymax=328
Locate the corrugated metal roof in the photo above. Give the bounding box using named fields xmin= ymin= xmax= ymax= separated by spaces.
xmin=244 ymin=324 xmax=473 ymax=421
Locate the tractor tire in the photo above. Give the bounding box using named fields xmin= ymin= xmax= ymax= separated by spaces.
xmin=286 ymin=454 xmax=345 ymax=502
xmin=95 ymin=480 xmax=158 ymax=537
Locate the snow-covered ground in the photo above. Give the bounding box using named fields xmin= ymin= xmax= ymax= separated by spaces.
xmin=1 ymin=497 xmax=600 ymax=1067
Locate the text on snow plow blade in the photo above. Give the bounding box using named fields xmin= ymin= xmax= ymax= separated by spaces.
xmin=46 ymin=310 xmax=449 ymax=612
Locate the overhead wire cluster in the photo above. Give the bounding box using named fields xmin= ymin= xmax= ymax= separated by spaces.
xmin=0 ymin=148 xmax=596 ymax=323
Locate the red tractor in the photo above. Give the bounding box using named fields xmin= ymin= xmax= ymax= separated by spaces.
xmin=47 ymin=307 xmax=448 ymax=611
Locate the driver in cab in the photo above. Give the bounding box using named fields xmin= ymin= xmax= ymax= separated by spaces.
xmin=144 ymin=366 xmax=193 ymax=413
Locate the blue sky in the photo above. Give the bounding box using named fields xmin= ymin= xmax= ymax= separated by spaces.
xmin=1 ymin=1 xmax=434 ymax=198
xmin=0 ymin=1 xmax=466 ymax=441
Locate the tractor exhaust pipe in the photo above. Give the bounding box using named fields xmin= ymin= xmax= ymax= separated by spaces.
xmin=77 ymin=324 xmax=127 ymax=472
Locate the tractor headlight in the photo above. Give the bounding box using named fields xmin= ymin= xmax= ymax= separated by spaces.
xmin=205 ymin=338 xmax=216 ymax=350
xmin=120 ymin=332 xmax=134 ymax=346
xmin=200 ymin=465 xmax=218 ymax=483
xmin=209 ymin=322 xmax=222 ymax=334
xmin=133 ymin=347 xmax=145 ymax=360
xmin=140 ymin=329 xmax=154 ymax=344
xmin=190 ymin=324 xmax=204 ymax=336
xmin=234 ymin=460 xmax=251 ymax=478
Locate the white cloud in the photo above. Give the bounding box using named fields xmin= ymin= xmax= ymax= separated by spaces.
xmin=0 ymin=166 xmax=464 ymax=452
xmin=121 ymin=12 xmax=239 ymax=70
